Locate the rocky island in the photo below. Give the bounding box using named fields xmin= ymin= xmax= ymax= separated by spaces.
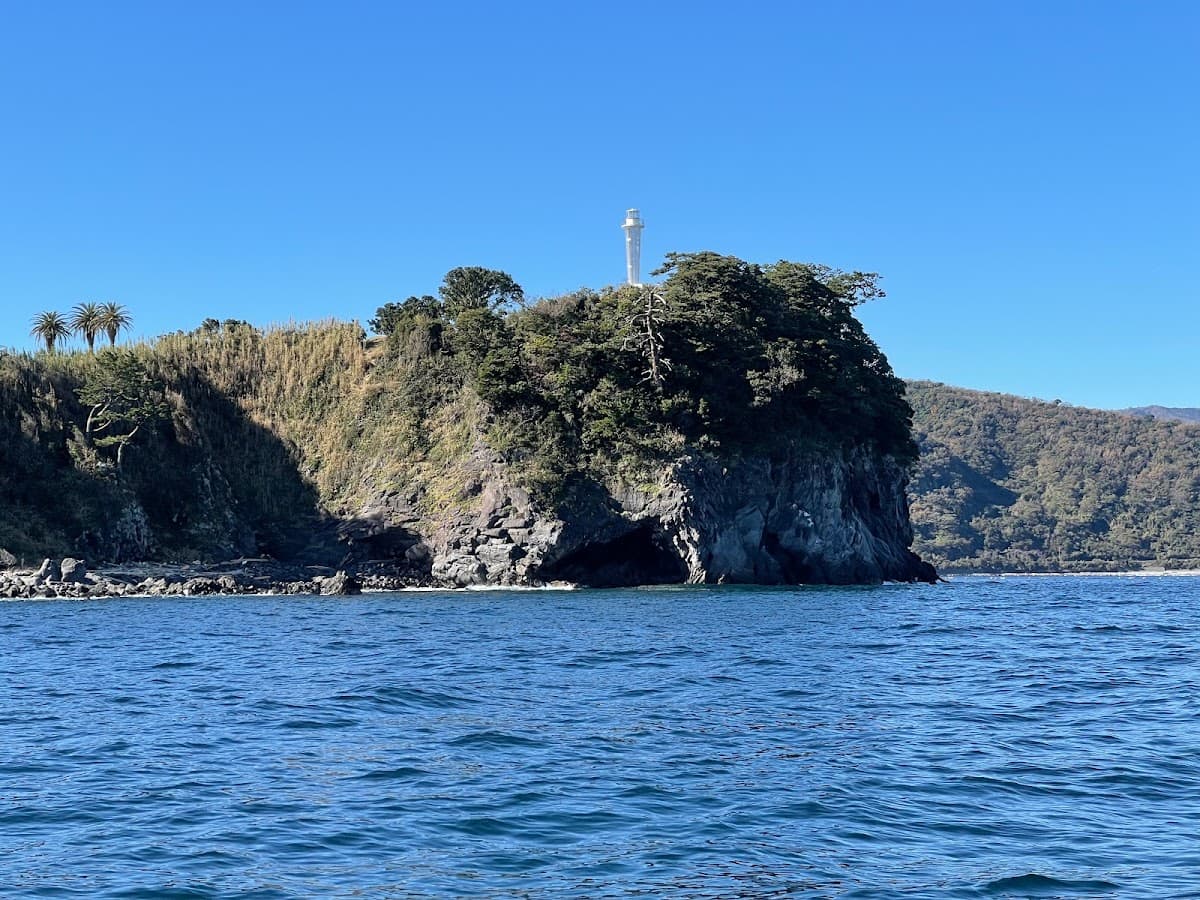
xmin=0 ymin=252 xmax=935 ymax=596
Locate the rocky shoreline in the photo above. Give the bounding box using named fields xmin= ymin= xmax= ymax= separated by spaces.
xmin=0 ymin=558 xmax=432 ymax=600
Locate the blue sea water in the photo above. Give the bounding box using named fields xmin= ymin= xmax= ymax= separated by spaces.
xmin=1 ymin=576 xmax=1199 ymax=898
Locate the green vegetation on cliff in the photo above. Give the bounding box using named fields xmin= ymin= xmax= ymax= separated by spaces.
xmin=908 ymin=381 xmax=1200 ymax=572
xmin=458 ymin=252 xmax=915 ymax=497
xmin=0 ymin=252 xmax=916 ymax=566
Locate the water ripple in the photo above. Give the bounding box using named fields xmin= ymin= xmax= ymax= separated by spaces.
xmin=1 ymin=577 xmax=1199 ymax=896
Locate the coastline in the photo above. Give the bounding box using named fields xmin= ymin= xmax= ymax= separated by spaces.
xmin=0 ymin=557 xmax=594 ymax=600
xmin=5 ymin=554 xmax=1199 ymax=601
xmin=0 ymin=559 xmax=404 ymax=601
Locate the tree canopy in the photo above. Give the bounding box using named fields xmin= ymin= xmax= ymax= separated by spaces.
xmin=78 ymin=349 xmax=170 ymax=469
xmin=356 ymin=253 xmax=911 ymax=499
xmin=98 ymin=302 xmax=132 ymax=346
xmin=438 ymin=267 xmax=524 ymax=320
xmin=30 ymin=311 xmax=70 ymax=353
xmin=71 ymin=303 xmax=104 ymax=353
xmin=370 ymin=295 xmax=442 ymax=336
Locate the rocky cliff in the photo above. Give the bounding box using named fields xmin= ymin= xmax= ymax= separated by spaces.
xmin=348 ymin=444 xmax=934 ymax=587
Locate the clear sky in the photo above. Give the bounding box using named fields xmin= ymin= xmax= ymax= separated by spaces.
xmin=1 ymin=1 xmax=1195 ymax=409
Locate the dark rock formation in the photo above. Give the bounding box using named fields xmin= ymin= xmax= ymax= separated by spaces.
xmin=319 ymin=570 xmax=362 ymax=596
xmin=0 ymin=560 xmax=380 ymax=600
xmin=181 ymin=576 xmax=239 ymax=596
xmin=414 ymin=446 xmax=936 ymax=588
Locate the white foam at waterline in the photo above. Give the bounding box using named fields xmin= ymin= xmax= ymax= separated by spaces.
xmin=463 ymin=582 xmax=577 ymax=591
xmin=952 ymin=570 xmax=1200 ymax=578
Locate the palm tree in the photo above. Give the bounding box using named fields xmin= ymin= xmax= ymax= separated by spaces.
xmin=98 ymin=302 xmax=132 ymax=347
xmin=30 ymin=311 xmax=71 ymax=354
xmin=70 ymin=302 xmax=104 ymax=353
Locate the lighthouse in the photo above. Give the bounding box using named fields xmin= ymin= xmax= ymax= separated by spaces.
xmin=622 ymin=208 xmax=644 ymax=286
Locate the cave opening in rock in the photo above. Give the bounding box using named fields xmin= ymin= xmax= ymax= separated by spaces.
xmin=538 ymin=522 xmax=688 ymax=587
xmin=762 ymin=530 xmax=819 ymax=583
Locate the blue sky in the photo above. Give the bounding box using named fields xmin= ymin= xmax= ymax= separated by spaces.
xmin=1 ymin=1 xmax=1196 ymax=408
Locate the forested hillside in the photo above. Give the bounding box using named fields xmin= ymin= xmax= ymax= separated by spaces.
xmin=908 ymin=382 xmax=1200 ymax=572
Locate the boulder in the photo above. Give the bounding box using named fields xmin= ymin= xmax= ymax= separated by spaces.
xmin=60 ymin=558 xmax=88 ymax=584
xmin=35 ymin=558 xmax=62 ymax=583
xmin=181 ymin=576 xmax=238 ymax=596
xmin=0 ymin=548 xmax=16 ymax=569
xmin=432 ymin=552 xmax=488 ymax=586
xmin=404 ymin=542 xmax=431 ymax=564
xmin=319 ymin=570 xmax=361 ymax=596
xmin=137 ymin=577 xmax=170 ymax=595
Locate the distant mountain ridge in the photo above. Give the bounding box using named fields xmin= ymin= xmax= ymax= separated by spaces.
xmin=906 ymin=381 xmax=1200 ymax=572
xmin=1121 ymin=406 xmax=1200 ymax=424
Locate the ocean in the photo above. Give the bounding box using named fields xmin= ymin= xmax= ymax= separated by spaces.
xmin=2 ymin=576 xmax=1198 ymax=898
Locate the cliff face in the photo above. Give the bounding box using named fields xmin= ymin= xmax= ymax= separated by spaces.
xmin=368 ymin=445 xmax=934 ymax=587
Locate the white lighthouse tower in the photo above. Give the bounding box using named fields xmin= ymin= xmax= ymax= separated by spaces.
xmin=622 ymin=208 xmax=644 ymax=286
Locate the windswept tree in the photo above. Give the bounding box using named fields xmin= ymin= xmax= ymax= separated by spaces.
xmin=621 ymin=285 xmax=672 ymax=390
xmin=30 ymin=311 xmax=71 ymax=353
xmin=439 ymin=267 xmax=524 ymax=320
xmin=71 ymin=302 xmax=104 ymax=353
xmin=78 ymin=349 xmax=170 ymax=470
xmin=98 ymin=302 xmax=132 ymax=347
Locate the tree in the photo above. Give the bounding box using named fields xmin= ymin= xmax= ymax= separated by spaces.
xmin=194 ymin=318 xmax=251 ymax=336
xmin=439 ymin=267 xmax=523 ymax=320
xmin=621 ymin=285 xmax=672 ymax=390
xmin=77 ymin=349 xmax=170 ymax=469
xmin=370 ymin=295 xmax=442 ymax=336
xmin=70 ymin=302 xmax=104 ymax=353
xmin=763 ymin=261 xmax=884 ymax=318
xmin=449 ymin=306 xmax=506 ymax=364
xmin=98 ymin=302 xmax=132 ymax=346
xmin=30 ymin=311 xmax=71 ymax=353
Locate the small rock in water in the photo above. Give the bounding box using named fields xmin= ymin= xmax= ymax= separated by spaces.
xmin=138 ymin=577 xmax=170 ymax=595
xmin=182 ymin=577 xmax=219 ymax=596
xmin=320 ymin=570 xmax=361 ymax=596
